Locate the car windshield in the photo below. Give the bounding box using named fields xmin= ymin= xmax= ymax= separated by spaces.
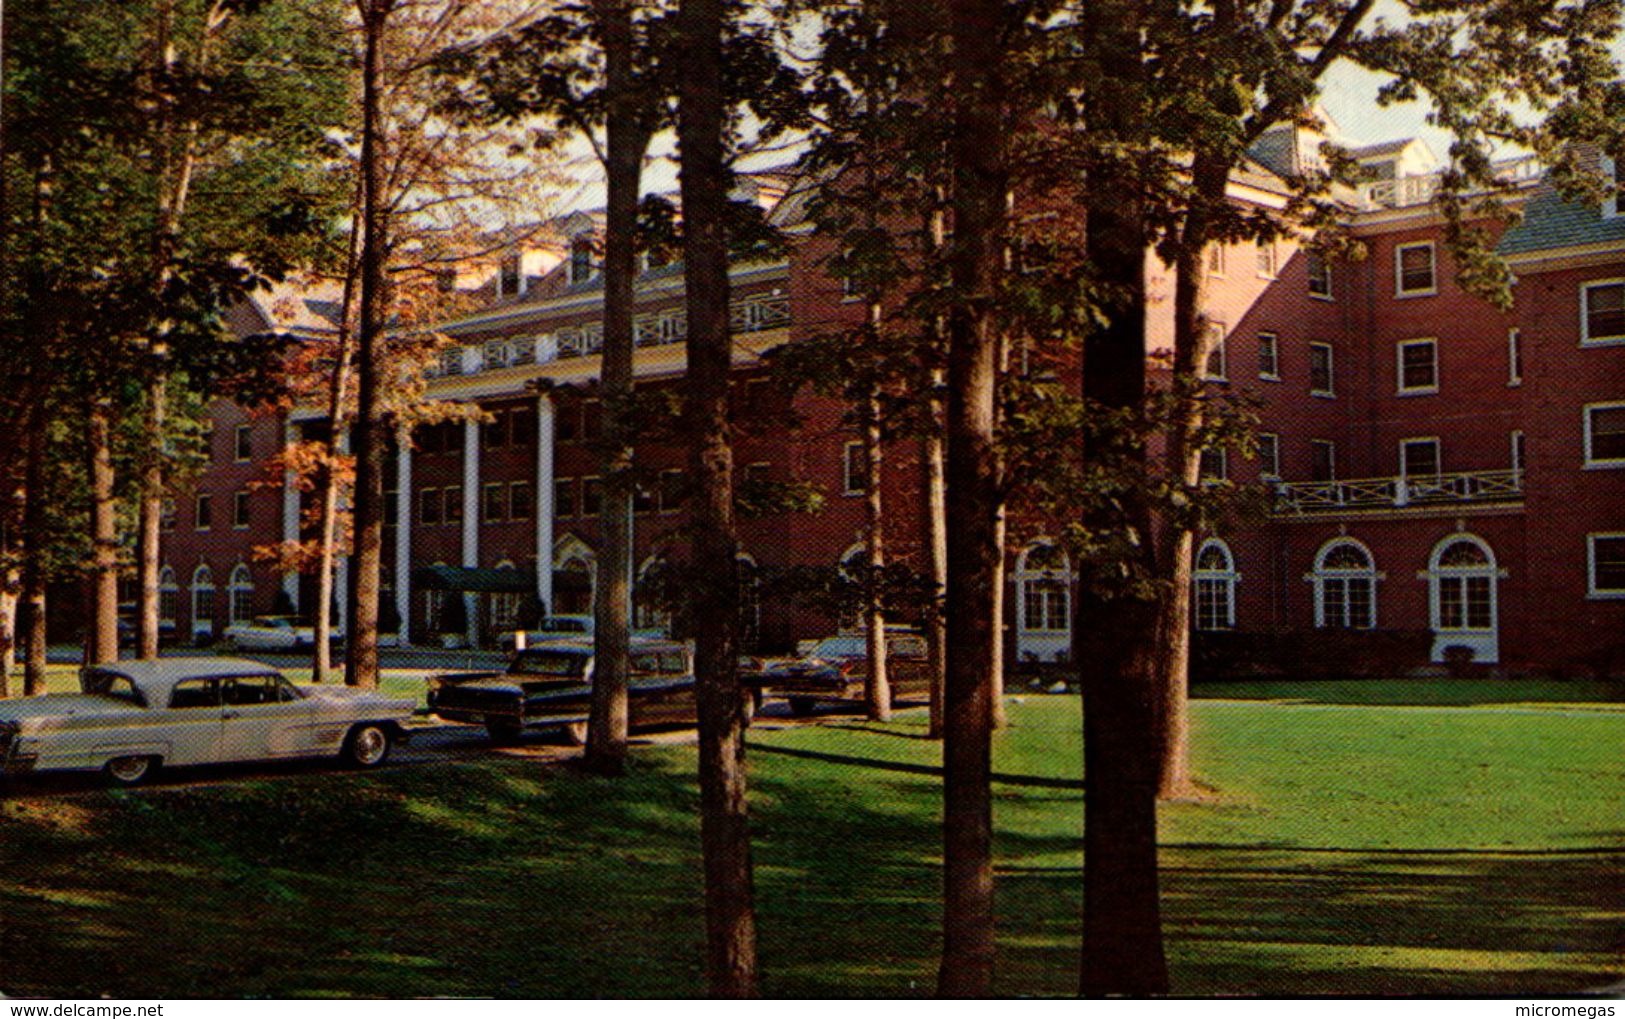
xmin=253 ymin=617 xmax=290 ymax=628
xmin=81 ymin=671 xmax=146 ymax=707
xmin=811 ymin=637 xmax=866 ymax=658
xmin=538 ymin=619 xmax=589 ymax=633
xmin=631 ymin=651 xmax=688 ymax=675
xmin=888 ymin=635 xmax=927 ymax=657
xmin=510 ymin=651 xmax=589 ymax=677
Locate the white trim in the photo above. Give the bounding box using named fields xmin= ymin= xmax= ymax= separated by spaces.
xmin=1193 ymin=538 xmax=1239 ymax=630
xmin=1399 ymin=436 xmax=1442 ymax=480
xmin=1395 ymin=338 xmax=1439 ymax=395
xmin=1202 ymin=320 xmax=1228 ymax=381
xmin=1425 ymin=533 xmax=1500 ymax=663
xmin=1257 ymin=432 xmax=1280 ymax=480
xmin=227 ymin=563 xmax=255 ymax=626
xmin=1256 ymin=332 xmax=1280 ymax=381
xmin=1309 ymin=342 xmax=1335 ymax=398
xmin=1582 ymin=401 xmax=1625 ymax=468
xmin=396 ymin=442 xmax=413 ymax=645
xmin=1393 ymin=240 xmax=1438 ymax=297
xmin=1587 ymin=532 xmax=1625 ymax=599
xmin=1015 ymin=541 xmax=1072 ymax=658
xmin=1507 ymin=328 xmax=1522 ymax=386
xmin=1580 ymin=279 xmax=1625 ymax=347
xmin=1307 ymin=253 xmax=1333 ymax=301
xmin=1604 ymin=155 xmax=1619 ymax=220
xmin=1255 ymin=241 xmax=1278 ymax=280
xmin=1308 ymin=537 xmax=1378 ymax=629
xmin=842 ymin=440 xmax=865 ymax=496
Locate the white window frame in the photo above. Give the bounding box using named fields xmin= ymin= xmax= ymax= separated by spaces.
xmin=1257 ymin=332 xmax=1280 ymax=381
xmin=1583 ymin=401 xmax=1625 ymax=468
xmin=1399 ymin=436 xmax=1442 ymax=480
xmin=1507 ymin=328 xmax=1522 ymax=386
xmin=1511 ymin=430 xmax=1525 ymax=473
xmin=1307 ymin=253 xmax=1333 ymax=301
xmin=1193 ymin=538 xmax=1239 ymax=631
xmin=1604 ymin=155 xmax=1619 ymax=220
xmin=234 ymin=425 xmax=253 ymax=462
xmin=194 ymin=493 xmax=212 ymax=532
xmin=1206 ymin=244 xmax=1227 ymax=279
xmin=233 ymin=490 xmax=251 ymax=530
xmin=1016 ymin=542 xmax=1072 ymax=635
xmin=1309 ymin=342 xmax=1335 ymax=398
xmin=1396 ymin=338 xmax=1439 ymax=395
xmin=191 ymin=566 xmax=215 ymax=637
xmin=842 ymin=440 xmax=865 ymax=496
xmin=1199 ymin=447 xmax=1229 ymax=483
xmin=1202 ymin=321 xmax=1228 ymax=382
xmin=1308 ymin=538 xmax=1380 ymax=629
xmin=1427 ymin=534 xmax=1500 ymax=637
xmin=1257 ymin=432 xmax=1280 ymax=480
xmin=228 ymin=564 xmax=254 ymax=626
xmin=1256 ymin=241 xmax=1277 ymax=280
xmin=1587 ymin=532 xmax=1625 ymax=599
xmin=1580 ymin=279 xmax=1625 ymax=347
xmin=1394 ymin=241 xmax=1437 ymax=297
xmin=158 ymin=567 xmax=179 ymax=627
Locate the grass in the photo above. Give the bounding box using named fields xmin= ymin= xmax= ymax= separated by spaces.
xmin=1 ymin=687 xmax=1620 ymax=997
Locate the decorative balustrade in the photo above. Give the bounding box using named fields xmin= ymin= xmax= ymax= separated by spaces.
xmin=1273 ymin=468 xmax=1524 ymax=514
xmin=1355 ymin=156 xmax=1543 ymax=211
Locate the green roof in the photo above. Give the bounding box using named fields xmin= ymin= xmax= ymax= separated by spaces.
xmin=1499 ymin=185 xmax=1625 ymax=256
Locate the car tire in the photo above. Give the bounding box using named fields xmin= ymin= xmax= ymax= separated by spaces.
xmin=342 ymin=724 xmax=392 ymax=768
xmin=486 ymin=721 xmax=524 ymax=745
xmin=788 ymin=697 xmax=816 ymax=717
xmin=104 ymin=755 xmax=156 ymax=787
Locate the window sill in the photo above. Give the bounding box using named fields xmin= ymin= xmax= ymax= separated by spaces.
xmin=1507 ymin=379 xmax=1522 ymax=388
xmin=1307 ymin=292 xmax=1335 ymax=303
xmin=1311 ymin=390 xmax=1337 ymax=400
xmin=1580 ymin=336 xmax=1625 ymax=348
xmin=1394 ymin=288 xmax=1438 ymax=299
xmin=1258 ymin=373 xmax=1282 ymax=383
xmin=1586 ymin=591 xmax=1625 ymax=600
xmin=1397 ymin=387 xmax=1439 ymax=397
xmin=1582 ymin=461 xmax=1625 ymax=470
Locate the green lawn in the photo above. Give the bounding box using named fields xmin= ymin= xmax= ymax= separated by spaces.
xmin=1 ymin=691 xmax=1619 ymax=997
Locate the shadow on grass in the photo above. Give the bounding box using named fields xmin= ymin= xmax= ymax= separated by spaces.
xmin=748 ymin=740 xmax=1084 ymax=790
xmin=1 ymin=743 xmax=1618 ymax=998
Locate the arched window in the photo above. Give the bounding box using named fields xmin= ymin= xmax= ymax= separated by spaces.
xmin=1017 ymin=542 xmax=1071 ymax=634
xmin=837 ymin=543 xmax=868 ymax=631
xmin=228 ymin=564 xmax=255 ymax=625
xmin=158 ymin=567 xmax=179 ymax=628
xmin=1312 ymin=539 xmax=1378 ymax=629
xmin=1429 ymin=535 xmax=1497 ymax=632
xmin=191 ymin=565 xmax=215 ymax=639
xmin=1193 ymin=539 xmax=1238 ymax=631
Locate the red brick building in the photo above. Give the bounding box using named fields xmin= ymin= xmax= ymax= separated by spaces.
xmin=141 ymin=142 xmax=1624 ymax=676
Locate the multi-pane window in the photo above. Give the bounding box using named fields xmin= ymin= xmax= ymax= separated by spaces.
xmin=233 ymin=490 xmax=251 ymax=529
xmin=569 ymin=238 xmax=596 ymax=284
xmin=1395 ymin=242 xmax=1436 ymax=295
xmin=1019 ymin=544 xmax=1070 ymax=633
xmin=1397 ymin=339 xmax=1438 ymax=393
xmin=158 ymin=569 xmax=179 ymax=627
xmin=554 ymin=478 xmax=578 ymax=518
xmin=1257 ymin=332 xmax=1280 ymax=380
xmin=234 ymin=425 xmax=253 ymax=462
xmin=1203 ymin=321 xmax=1227 ymax=381
xmin=1206 ymin=244 xmax=1227 ymax=278
xmin=1257 ymin=433 xmax=1280 ymax=479
xmin=1309 ymin=342 xmax=1335 ymax=396
xmin=228 ymin=565 xmax=254 ymax=625
xmin=1313 ymin=540 xmax=1376 ymax=629
xmin=1199 ymin=448 xmax=1228 ymax=482
xmin=419 ymin=487 xmax=441 ymax=525
xmin=1508 ymin=328 xmax=1523 ymax=385
xmin=483 ymin=482 xmax=507 ymax=523
xmin=1256 ymin=241 xmax=1277 ymax=279
xmin=1310 ymin=440 xmax=1336 ymax=482
xmin=444 ymin=485 xmax=464 ymax=524
xmin=1582 ymin=280 xmax=1625 ymax=345
xmin=1588 ymin=534 xmax=1625 ymax=597
xmin=508 ymin=481 xmax=533 ymax=521
xmin=1307 ymin=253 xmax=1332 ymax=299
xmin=1583 ymin=403 xmax=1625 ymax=465
xmin=843 ymin=441 xmax=865 ymax=495
xmin=1433 ymin=540 xmax=1493 ymax=630
xmin=1401 ymin=438 xmax=1441 ymax=479
xmin=1193 ymin=539 xmax=1237 ymax=631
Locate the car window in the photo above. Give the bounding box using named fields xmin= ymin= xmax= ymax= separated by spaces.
xmin=631 ymin=651 xmax=688 ymax=675
xmin=273 ymin=676 xmax=303 ymax=702
xmin=888 ymin=636 xmax=928 ymax=657
xmin=170 ymin=679 xmax=221 ymax=709
xmin=221 ymin=676 xmax=286 ymax=706
xmin=511 ymin=652 xmax=588 ymax=677
xmin=82 ymin=671 xmax=146 ymax=707
xmin=813 ymin=637 xmax=865 ymax=658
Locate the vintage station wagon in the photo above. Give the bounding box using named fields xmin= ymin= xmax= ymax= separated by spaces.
xmin=0 ymin=658 xmax=414 ymax=786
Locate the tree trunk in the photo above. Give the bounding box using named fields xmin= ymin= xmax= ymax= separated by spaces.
xmin=990 ymin=500 xmax=1006 ymax=729
xmin=86 ymin=397 xmax=120 ymax=666
xmin=1077 ymin=2 xmax=1169 ymax=993
xmin=313 ymin=201 xmax=363 ymax=683
xmin=137 ymin=379 xmax=165 ymax=661
xmin=922 ymin=200 xmax=948 ymax=741
xmin=344 ymin=0 xmax=394 ymax=690
xmin=585 ymin=0 xmax=648 ymax=778
xmin=678 ymin=0 xmax=758 ymax=996
xmin=20 ymin=396 xmax=49 ymax=696
xmin=937 ymin=0 xmax=1007 ymax=996
xmin=862 ymin=386 xmax=890 ymax=722
xmin=1153 ymin=152 xmax=1231 ymax=800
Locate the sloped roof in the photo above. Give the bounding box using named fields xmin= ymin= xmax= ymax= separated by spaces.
xmin=1498 ymin=184 xmax=1625 ymax=256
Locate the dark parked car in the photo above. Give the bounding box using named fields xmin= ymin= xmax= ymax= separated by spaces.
xmin=747 ymin=630 xmax=931 ymax=715
xmin=427 ymin=639 xmax=701 ymax=744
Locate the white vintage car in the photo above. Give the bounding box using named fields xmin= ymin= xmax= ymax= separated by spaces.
xmin=0 ymin=658 xmax=414 ymax=786
xmin=222 ymin=615 xmax=338 ymax=651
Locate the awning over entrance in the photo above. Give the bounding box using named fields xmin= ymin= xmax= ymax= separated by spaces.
xmin=411 ymin=565 xmax=537 ymax=594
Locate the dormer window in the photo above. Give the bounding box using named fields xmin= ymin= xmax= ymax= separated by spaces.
xmin=498 ymin=255 xmax=523 ymax=298
xmin=569 ymin=238 xmax=597 ymax=285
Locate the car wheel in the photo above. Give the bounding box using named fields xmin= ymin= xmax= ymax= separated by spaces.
xmin=788 ymin=697 xmax=816 ymax=717
xmin=343 ymin=724 xmax=392 ymax=768
xmin=486 ymin=721 xmax=524 ymax=745
xmin=104 ymin=755 xmax=156 ymax=787
xmin=560 ymin=721 xmax=589 ymax=746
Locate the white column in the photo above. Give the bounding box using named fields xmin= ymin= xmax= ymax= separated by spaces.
xmin=536 ymin=393 xmax=555 ymax=613
xmin=335 ymin=427 xmax=350 ymax=632
xmin=395 ymin=441 xmax=413 ymax=646
xmin=463 ymin=416 xmax=481 ymax=647
xmin=281 ymin=419 xmax=301 ymax=609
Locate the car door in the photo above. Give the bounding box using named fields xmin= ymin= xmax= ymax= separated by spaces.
xmin=219 ymin=674 xmax=320 ymax=762
xmin=886 ymin=636 xmax=931 ymax=700
xmin=163 ymin=678 xmax=224 ymax=765
xmin=629 ymin=649 xmax=694 ymax=727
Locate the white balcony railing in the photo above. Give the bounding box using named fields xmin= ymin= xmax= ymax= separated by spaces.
xmin=1273 ymin=468 xmax=1524 ymax=514
xmin=1355 ymin=156 xmax=1543 ymax=211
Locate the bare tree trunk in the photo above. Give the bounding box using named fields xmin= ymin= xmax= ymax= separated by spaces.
xmin=344 ymin=0 xmax=395 ymax=690
xmin=1077 ymin=2 xmax=1168 ymax=993
xmin=313 ymin=204 xmax=363 ymax=683
xmin=937 ymin=0 xmax=1007 ymax=996
xmin=137 ymin=378 xmax=165 ymax=660
xmin=861 ymin=386 xmax=890 ymax=722
xmin=990 ymin=501 xmax=1006 ymax=729
xmin=922 ymin=200 xmax=948 ymax=741
xmin=585 ymin=0 xmax=649 ymax=777
xmin=20 ymin=420 xmax=46 ymax=694
xmin=678 ymin=0 xmax=757 ymax=996
xmin=86 ymin=397 xmax=120 ymax=666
